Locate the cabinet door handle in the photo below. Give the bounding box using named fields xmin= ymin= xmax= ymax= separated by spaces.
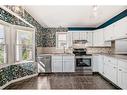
xmin=119 ymin=69 xmax=122 ymax=71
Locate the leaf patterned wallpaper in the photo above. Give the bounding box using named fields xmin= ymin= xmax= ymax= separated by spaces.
xmin=3 ymin=5 xmax=68 ymax=47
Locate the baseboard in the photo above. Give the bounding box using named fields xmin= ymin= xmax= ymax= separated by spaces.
xmin=0 ymin=73 xmax=38 ymax=89
xmin=98 ymin=73 xmax=122 ymax=89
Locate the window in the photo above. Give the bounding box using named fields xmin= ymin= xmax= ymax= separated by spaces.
xmin=16 ymin=29 xmax=34 ymax=62
xmin=56 ymin=32 xmax=67 ymax=49
xmin=0 ymin=24 xmax=6 ymax=64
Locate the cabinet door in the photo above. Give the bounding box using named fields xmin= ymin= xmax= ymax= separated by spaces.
xmin=114 ymin=17 xmax=127 ymax=39
xmin=79 ymin=32 xmax=87 ymax=40
xmin=86 ymin=32 xmax=93 ymax=46
xmin=118 ymin=68 xmax=127 ymax=89
xmin=103 ymin=56 xmax=118 ymax=84
xmin=63 ymin=60 xmax=75 ymax=72
xmin=104 ymin=63 xmax=117 ymax=84
xmin=67 ymin=32 xmax=73 ymax=47
xmin=92 ymin=55 xmax=99 ymax=72
xmin=104 ymin=25 xmax=114 ymax=41
xmin=118 ymin=60 xmax=127 ymax=89
xmin=63 ymin=56 xmax=75 ymax=72
xmin=52 ymin=60 xmax=63 ymax=72
xmin=93 ymin=29 xmax=104 ymax=46
xmin=72 ymin=32 xmax=80 ymax=40
xmin=98 ymin=55 xmax=104 ymax=74
xmin=52 ymin=56 xmax=62 ymax=72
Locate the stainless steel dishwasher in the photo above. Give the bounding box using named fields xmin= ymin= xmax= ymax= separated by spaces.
xmin=37 ymin=55 xmax=52 ymax=73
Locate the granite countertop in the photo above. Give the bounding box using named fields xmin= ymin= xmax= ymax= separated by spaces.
xmin=93 ymin=53 xmax=127 ymax=60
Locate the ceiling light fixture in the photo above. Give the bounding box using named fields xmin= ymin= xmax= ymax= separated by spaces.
xmin=92 ymin=5 xmax=99 ymax=17
xmin=93 ymin=5 xmax=98 ymax=11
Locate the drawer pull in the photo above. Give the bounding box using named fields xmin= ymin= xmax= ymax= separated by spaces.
xmin=119 ymin=69 xmax=122 ymax=71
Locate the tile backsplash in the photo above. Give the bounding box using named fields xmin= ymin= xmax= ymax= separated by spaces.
xmin=37 ymin=47 xmax=112 ymax=54
xmin=86 ymin=47 xmax=112 ymax=54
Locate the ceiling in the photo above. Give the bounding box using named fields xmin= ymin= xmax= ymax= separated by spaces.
xmin=24 ymin=6 xmax=127 ymax=28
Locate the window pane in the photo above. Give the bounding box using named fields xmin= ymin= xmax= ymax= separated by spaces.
xmin=17 ymin=30 xmax=33 ymax=45
xmin=0 ymin=45 xmax=4 ymax=64
xmin=57 ymin=33 xmax=67 ymax=49
xmin=16 ymin=29 xmax=33 ymax=62
xmin=58 ymin=34 xmax=66 ymax=41
xmin=0 ymin=24 xmax=6 ymax=64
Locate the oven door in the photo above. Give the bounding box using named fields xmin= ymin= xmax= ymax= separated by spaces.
xmin=76 ymin=58 xmax=91 ymax=67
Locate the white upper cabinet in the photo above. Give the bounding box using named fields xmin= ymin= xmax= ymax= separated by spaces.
xmin=104 ymin=24 xmax=115 ymax=41
xmin=68 ymin=31 xmax=93 ymax=47
xmin=114 ymin=17 xmax=127 ymax=39
xmin=104 ymin=17 xmax=127 ymax=41
xmin=93 ymin=29 xmax=104 ymax=46
xmin=79 ymin=32 xmax=87 ymax=40
xmin=67 ymin=32 xmax=73 ymax=47
xmin=71 ymin=31 xmax=87 ymax=40
xmin=72 ymin=32 xmax=80 ymax=40
xmin=93 ymin=29 xmax=111 ymax=47
xmin=86 ymin=32 xmax=93 ymax=46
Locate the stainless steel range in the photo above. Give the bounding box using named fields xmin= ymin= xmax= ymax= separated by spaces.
xmin=73 ymin=48 xmax=93 ymax=73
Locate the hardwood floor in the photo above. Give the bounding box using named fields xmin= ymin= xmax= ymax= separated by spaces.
xmin=5 ymin=73 xmax=117 ymax=89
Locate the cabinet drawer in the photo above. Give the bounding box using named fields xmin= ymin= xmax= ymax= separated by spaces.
xmin=104 ymin=56 xmax=117 ymax=66
xmin=63 ymin=56 xmax=74 ymax=60
xmin=118 ymin=60 xmax=127 ymax=69
xmin=52 ymin=56 xmax=62 ymax=60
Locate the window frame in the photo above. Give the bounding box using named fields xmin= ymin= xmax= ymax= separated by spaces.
xmin=56 ymin=32 xmax=68 ymax=49
xmin=0 ymin=20 xmax=11 ymax=65
xmin=13 ymin=25 xmax=35 ymax=62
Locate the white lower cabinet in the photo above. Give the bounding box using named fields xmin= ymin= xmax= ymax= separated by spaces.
xmin=52 ymin=56 xmax=63 ymax=72
xmin=63 ymin=56 xmax=75 ymax=72
xmin=92 ymin=55 xmax=99 ymax=72
xmin=103 ymin=56 xmax=118 ymax=84
xmin=118 ymin=60 xmax=127 ymax=89
xmin=98 ymin=55 xmax=104 ymax=75
xmin=52 ymin=55 xmax=75 ymax=72
xmin=104 ymin=62 xmax=117 ymax=84
xmin=92 ymin=55 xmax=104 ymax=74
xmin=95 ymin=55 xmax=127 ymax=89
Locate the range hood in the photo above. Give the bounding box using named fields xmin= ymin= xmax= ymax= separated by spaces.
xmin=73 ymin=40 xmax=88 ymax=44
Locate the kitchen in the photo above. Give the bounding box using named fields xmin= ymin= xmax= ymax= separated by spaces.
xmin=0 ymin=5 xmax=127 ymax=90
